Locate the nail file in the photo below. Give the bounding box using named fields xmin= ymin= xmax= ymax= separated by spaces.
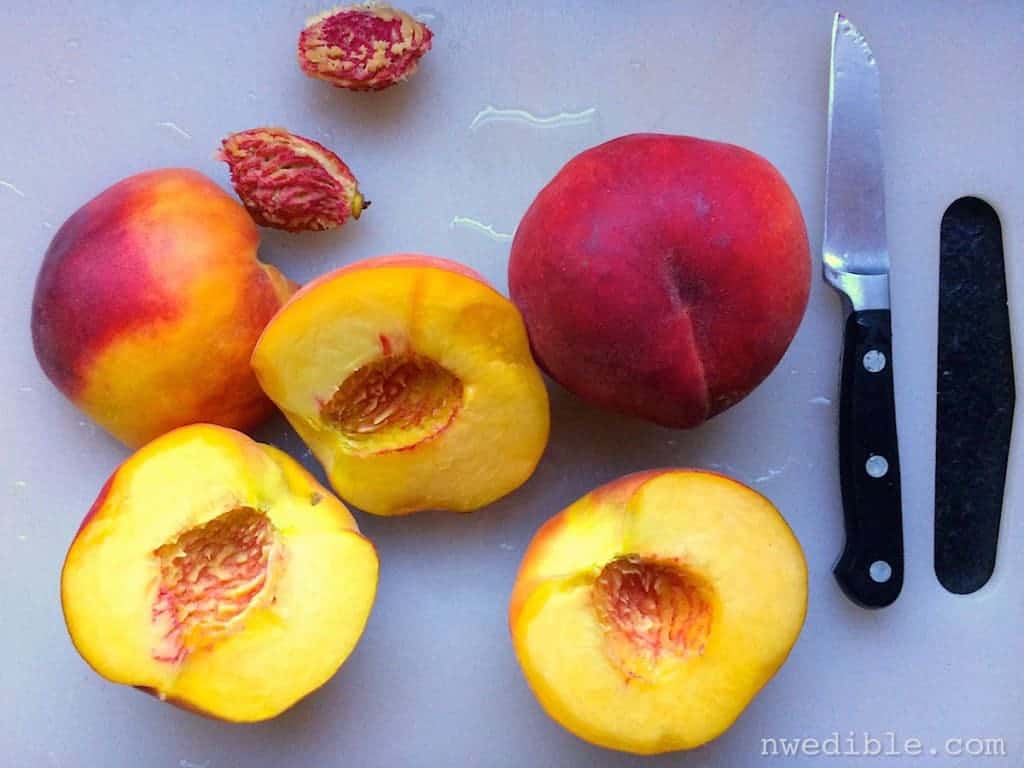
xmin=935 ymin=196 xmax=1014 ymax=594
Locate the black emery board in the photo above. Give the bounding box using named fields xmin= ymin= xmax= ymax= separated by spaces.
xmin=935 ymin=196 xmax=1014 ymax=594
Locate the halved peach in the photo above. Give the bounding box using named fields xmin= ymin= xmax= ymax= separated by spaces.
xmin=61 ymin=424 xmax=379 ymax=722
xmin=251 ymin=254 xmax=550 ymax=516
xmin=509 ymin=470 xmax=807 ymax=754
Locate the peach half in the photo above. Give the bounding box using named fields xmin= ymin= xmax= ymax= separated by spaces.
xmin=251 ymin=255 xmax=550 ymax=516
xmin=509 ymin=470 xmax=807 ymax=754
xmin=61 ymin=424 xmax=379 ymax=722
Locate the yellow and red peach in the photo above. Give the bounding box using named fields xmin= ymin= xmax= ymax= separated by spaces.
xmin=31 ymin=169 xmax=295 ymax=447
xmin=509 ymin=133 xmax=811 ymax=428
xmin=61 ymin=424 xmax=379 ymax=722
xmin=509 ymin=469 xmax=808 ymax=754
xmin=251 ymin=254 xmax=550 ymax=516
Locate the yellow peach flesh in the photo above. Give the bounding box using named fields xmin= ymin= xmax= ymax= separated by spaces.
xmin=61 ymin=425 xmax=379 ymax=722
xmin=509 ymin=470 xmax=807 ymax=754
xmin=251 ymin=256 xmax=550 ymax=515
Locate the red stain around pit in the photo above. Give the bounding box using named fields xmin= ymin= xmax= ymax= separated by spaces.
xmin=320 ymin=353 xmax=463 ymax=455
xmin=151 ymin=507 xmax=275 ymax=664
xmin=30 ymin=171 xmax=185 ymax=397
xmin=379 ymin=334 xmax=392 ymax=355
xmin=593 ymin=555 xmax=714 ymax=679
xmin=298 ymin=5 xmax=433 ymax=91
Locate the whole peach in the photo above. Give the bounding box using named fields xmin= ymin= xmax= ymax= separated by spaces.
xmin=31 ymin=169 xmax=295 ymax=446
xmin=509 ymin=134 xmax=811 ymax=428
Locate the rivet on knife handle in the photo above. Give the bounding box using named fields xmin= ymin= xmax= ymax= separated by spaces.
xmin=835 ymin=309 xmax=904 ymax=606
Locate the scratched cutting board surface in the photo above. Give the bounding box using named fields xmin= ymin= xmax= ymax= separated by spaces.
xmin=1 ymin=2 xmax=1022 ymax=766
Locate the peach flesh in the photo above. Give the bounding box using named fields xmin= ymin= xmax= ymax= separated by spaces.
xmin=250 ymin=253 xmax=551 ymax=516
xmin=62 ymin=424 xmax=381 ymax=722
xmin=320 ymin=353 xmax=464 ymax=454
xmin=509 ymin=469 xmax=808 ymax=753
xmin=151 ymin=507 xmax=279 ymax=664
xmin=593 ymin=555 xmax=713 ymax=682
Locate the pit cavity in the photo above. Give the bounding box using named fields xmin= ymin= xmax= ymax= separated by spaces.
xmin=320 ymin=354 xmax=463 ymax=454
xmin=152 ymin=507 xmax=278 ymax=663
xmin=592 ymin=554 xmax=713 ymax=681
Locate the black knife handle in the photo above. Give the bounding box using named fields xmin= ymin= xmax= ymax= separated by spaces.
xmin=834 ymin=309 xmax=904 ymax=608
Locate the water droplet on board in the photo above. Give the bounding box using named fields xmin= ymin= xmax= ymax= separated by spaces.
xmin=450 ymin=216 xmax=514 ymax=243
xmin=157 ymin=121 xmax=193 ymax=140
xmin=753 ymin=458 xmax=798 ymax=484
xmin=66 ymin=37 xmax=81 ymax=49
xmin=0 ymin=180 xmax=26 ymax=198
xmin=469 ymin=105 xmax=597 ymax=131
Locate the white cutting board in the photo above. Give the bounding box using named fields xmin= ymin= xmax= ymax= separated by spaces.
xmin=1 ymin=2 xmax=1021 ymax=766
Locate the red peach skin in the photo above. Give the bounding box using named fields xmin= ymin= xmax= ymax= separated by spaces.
xmin=509 ymin=133 xmax=811 ymax=428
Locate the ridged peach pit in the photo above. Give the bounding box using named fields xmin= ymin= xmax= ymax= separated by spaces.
xmin=152 ymin=507 xmax=279 ymax=663
xmin=592 ymin=555 xmax=714 ymax=682
xmin=320 ymin=354 xmax=463 ymax=454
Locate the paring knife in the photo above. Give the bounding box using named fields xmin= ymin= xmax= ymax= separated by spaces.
xmin=823 ymin=13 xmax=904 ymax=608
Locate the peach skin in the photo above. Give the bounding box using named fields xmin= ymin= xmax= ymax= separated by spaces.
xmin=251 ymin=254 xmax=550 ymax=516
xmin=61 ymin=424 xmax=379 ymax=722
xmin=509 ymin=133 xmax=811 ymax=428
xmin=31 ymin=169 xmax=295 ymax=447
xmin=509 ymin=470 xmax=808 ymax=754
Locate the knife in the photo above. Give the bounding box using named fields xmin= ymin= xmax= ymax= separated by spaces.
xmin=823 ymin=13 xmax=904 ymax=608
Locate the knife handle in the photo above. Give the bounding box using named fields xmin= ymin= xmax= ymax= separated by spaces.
xmin=834 ymin=309 xmax=904 ymax=608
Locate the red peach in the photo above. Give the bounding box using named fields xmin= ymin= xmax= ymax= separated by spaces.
xmin=509 ymin=133 xmax=811 ymax=428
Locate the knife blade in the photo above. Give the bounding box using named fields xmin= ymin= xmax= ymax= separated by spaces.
xmin=823 ymin=13 xmax=904 ymax=608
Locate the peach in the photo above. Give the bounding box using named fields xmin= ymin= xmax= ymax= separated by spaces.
xmin=61 ymin=424 xmax=379 ymax=722
xmin=509 ymin=470 xmax=807 ymax=754
xmin=251 ymin=254 xmax=550 ymax=516
xmin=31 ymin=169 xmax=295 ymax=447
xmin=509 ymin=133 xmax=811 ymax=428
